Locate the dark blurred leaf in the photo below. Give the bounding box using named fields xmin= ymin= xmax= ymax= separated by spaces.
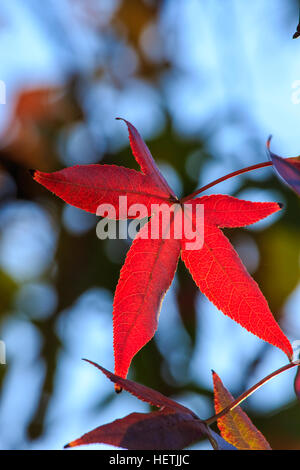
xmin=65 ymin=410 xmax=207 ymax=450
xmin=267 ymin=137 xmax=300 ymax=196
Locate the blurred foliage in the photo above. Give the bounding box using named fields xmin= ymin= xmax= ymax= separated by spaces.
xmin=0 ymin=0 xmax=299 ymax=450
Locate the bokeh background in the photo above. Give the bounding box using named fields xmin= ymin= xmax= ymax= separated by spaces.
xmin=0 ymin=0 xmax=300 ymax=450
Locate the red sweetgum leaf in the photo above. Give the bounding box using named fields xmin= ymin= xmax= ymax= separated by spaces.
xmin=212 ymin=371 xmax=271 ymax=450
xmin=267 ymin=137 xmax=300 ymax=196
xmin=31 ymin=119 xmax=293 ymax=376
xmin=31 ymin=164 xmax=171 ymax=217
xmin=82 ymin=359 xmax=195 ymax=415
xmin=64 ymin=410 xmax=208 ymax=450
xmin=180 ymin=196 xmax=293 ymax=360
xmin=116 ymin=118 xmax=176 ymax=199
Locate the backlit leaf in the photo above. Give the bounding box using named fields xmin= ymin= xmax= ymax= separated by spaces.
xmin=31 ymin=119 xmax=293 ymax=379
xmin=212 ymin=371 xmax=271 ymax=450
xmin=31 ymin=165 xmax=171 ymax=218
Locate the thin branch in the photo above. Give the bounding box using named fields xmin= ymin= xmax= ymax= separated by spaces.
xmin=181 ymin=161 xmax=272 ymax=202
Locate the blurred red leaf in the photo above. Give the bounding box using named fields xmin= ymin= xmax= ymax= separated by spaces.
xmin=1 ymin=86 xmax=80 ymax=169
xmin=267 ymin=137 xmax=300 ymax=196
xmin=32 ymin=119 xmax=293 ymax=380
xmin=212 ymin=371 xmax=271 ymax=450
xmin=14 ymin=87 xmax=62 ymax=120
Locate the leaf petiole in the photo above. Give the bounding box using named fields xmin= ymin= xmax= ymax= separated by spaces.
xmin=181 ymin=161 xmax=273 ymax=202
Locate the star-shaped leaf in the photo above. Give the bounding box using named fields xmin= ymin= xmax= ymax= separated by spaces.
xmin=31 ymin=119 xmax=293 ymax=380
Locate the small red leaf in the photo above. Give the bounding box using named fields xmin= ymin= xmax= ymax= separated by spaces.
xmin=31 ymin=164 xmax=171 ymax=217
xmin=117 ymin=118 xmax=176 ymax=199
xmin=267 ymin=137 xmax=300 ymax=196
xmin=212 ymin=371 xmax=271 ymax=450
xmin=83 ymin=359 xmax=195 ymax=415
xmin=65 ymin=410 xmax=207 ymax=450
